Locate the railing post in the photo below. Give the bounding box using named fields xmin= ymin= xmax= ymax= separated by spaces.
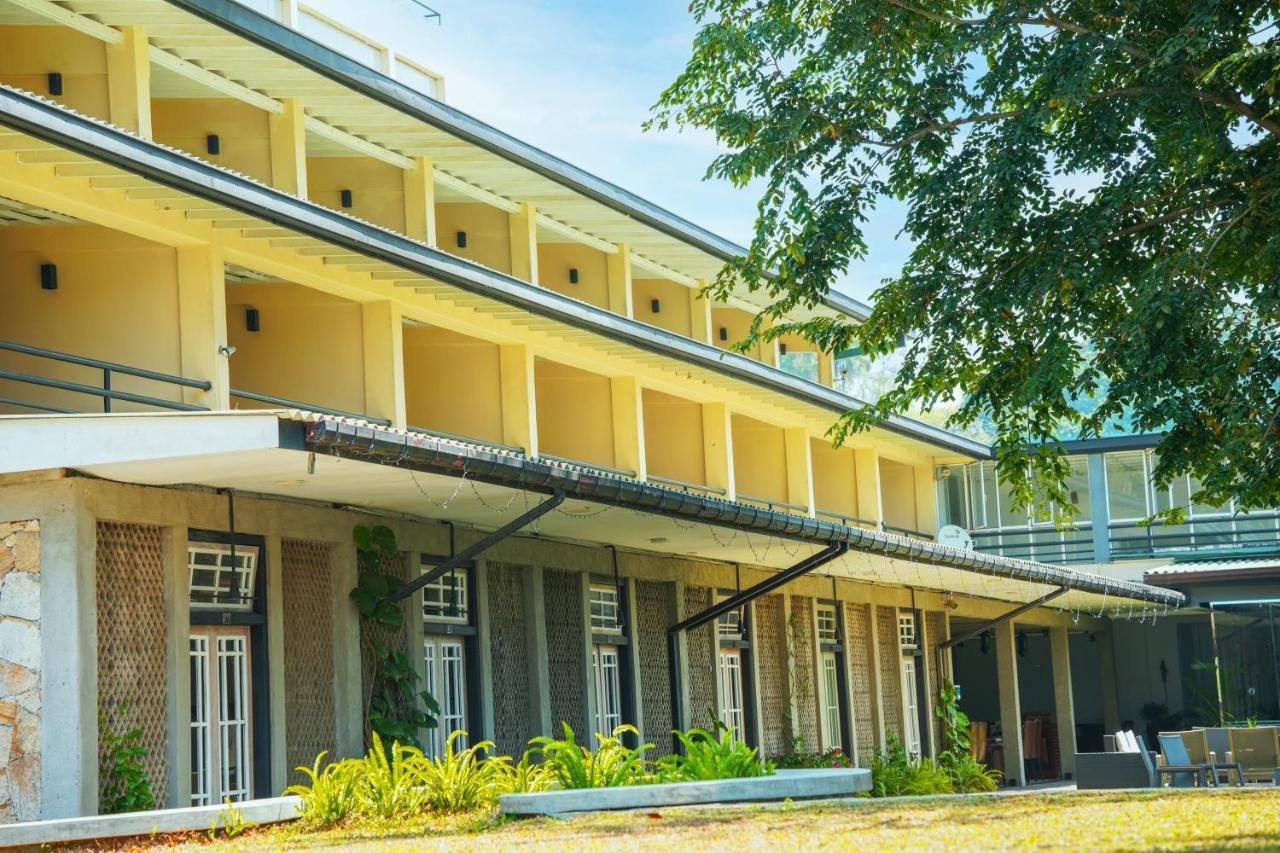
xmin=1087 ymin=454 xmax=1110 ymax=564
xmin=102 ymin=368 xmax=111 ymax=413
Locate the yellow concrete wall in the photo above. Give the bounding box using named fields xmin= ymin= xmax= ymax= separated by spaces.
xmin=537 ymin=242 xmax=608 ymax=308
xmin=632 ymin=278 xmax=692 ymax=337
xmin=307 ymin=157 xmax=406 ymax=234
xmin=402 ymin=324 xmax=504 ymax=444
xmin=0 ymin=225 xmax=180 ymax=414
xmin=152 ymin=98 xmax=274 ymax=186
xmin=534 ymin=358 xmax=614 ymax=468
xmin=225 ymin=281 xmax=366 ymax=415
xmin=879 ymin=457 xmax=919 ymax=532
xmin=642 ymin=389 xmax=705 ymax=486
xmin=812 ymin=439 xmax=859 ymax=519
xmin=0 ymin=26 xmax=109 ymax=124
xmin=434 ymin=203 xmax=511 ymax=274
xmin=711 ymin=306 xmax=759 ymax=360
xmin=731 ymin=413 xmax=787 ymax=503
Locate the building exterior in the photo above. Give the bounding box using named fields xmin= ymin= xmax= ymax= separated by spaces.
xmin=0 ymin=0 xmax=1183 ymax=824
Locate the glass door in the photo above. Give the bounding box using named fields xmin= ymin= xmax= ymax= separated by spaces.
xmin=901 ymin=656 xmax=922 ymax=759
xmin=189 ymin=626 xmax=253 ymax=805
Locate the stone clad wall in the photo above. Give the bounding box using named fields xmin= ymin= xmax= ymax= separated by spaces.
xmin=0 ymin=519 xmax=40 ymax=824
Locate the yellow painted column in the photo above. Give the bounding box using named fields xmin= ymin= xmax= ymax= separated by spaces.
xmin=784 ymin=427 xmax=815 ymax=514
xmin=106 ymin=26 xmax=152 ymax=138
xmin=818 ymin=352 xmax=835 ymax=387
xmin=361 ymin=301 xmax=406 ymax=427
xmin=176 ymin=245 xmax=230 ymax=409
xmin=1049 ymin=626 xmax=1077 ymax=776
xmin=610 ymin=375 xmax=646 ymax=478
xmin=701 ymin=402 xmax=735 ymax=500
xmin=606 ymin=243 xmax=633 ymax=317
xmin=268 ymin=98 xmax=308 ymax=196
xmin=499 ymin=344 xmax=538 ymax=455
xmin=689 ymin=280 xmax=713 ymax=344
xmin=853 ymin=447 xmax=884 ymax=525
xmin=914 ymin=463 xmax=939 ymax=536
xmin=508 ymin=202 xmax=539 ymax=285
xmin=403 ymin=156 xmax=437 ymax=246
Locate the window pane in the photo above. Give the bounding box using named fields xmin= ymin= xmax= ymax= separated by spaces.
xmin=1063 ymin=457 xmax=1091 ymax=522
xmin=938 ymin=468 xmax=968 ymax=529
xmin=1105 ymin=452 xmax=1150 ymax=520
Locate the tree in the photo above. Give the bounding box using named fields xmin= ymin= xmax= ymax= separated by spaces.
xmin=650 ymin=1 xmax=1279 ymax=520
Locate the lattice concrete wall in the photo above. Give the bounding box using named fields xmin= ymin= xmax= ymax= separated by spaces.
xmin=96 ymin=521 xmax=168 ymax=804
xmin=360 ymin=550 xmax=411 ymax=720
xmin=635 ymin=579 xmax=674 ymax=756
xmin=844 ymin=602 xmax=877 ymax=765
xmin=487 ymin=562 xmax=531 ymax=758
xmin=0 ymin=520 xmax=40 ymax=824
xmin=282 ymin=539 xmax=335 ymax=781
xmin=789 ymin=596 xmax=820 ymax=751
xmin=876 ymin=605 xmax=904 ymax=744
xmin=925 ymin=610 xmax=946 ymax=751
xmin=683 ymin=585 xmax=716 ymax=730
xmin=754 ymin=595 xmax=788 ymax=756
xmin=543 ymin=569 xmax=587 ymax=737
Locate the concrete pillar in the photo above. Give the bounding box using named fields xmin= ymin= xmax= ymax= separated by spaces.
xmin=176 ymin=245 xmax=230 ymax=410
xmin=689 ymin=281 xmax=713 ymax=345
xmin=162 ymin=526 xmax=191 ymax=808
xmin=1097 ymin=627 xmax=1121 ymax=733
xmin=853 ymin=448 xmax=883 ymax=525
xmin=622 ymin=576 xmax=645 ymax=736
xmin=673 ymin=580 xmax=691 ymax=731
xmin=499 ymin=344 xmax=538 ymax=455
xmin=268 ymin=98 xmax=308 ymax=196
xmin=524 ymin=566 xmax=551 ymax=736
xmin=579 ymin=572 xmax=598 ymax=733
xmin=610 ymin=376 xmax=646 ymax=478
xmin=403 ymin=156 xmax=437 ymax=246
xmin=37 ymin=505 xmax=98 ymax=818
xmin=508 ymin=202 xmax=539 ymax=285
xmin=264 ymin=534 xmax=286 ymax=793
xmin=994 ymin=619 xmax=1025 ymax=785
xmin=331 ymin=537 xmax=363 ymax=758
xmin=106 ymin=26 xmax=152 ymax=138
xmin=780 ymin=593 xmax=800 ymax=745
xmin=701 ymin=402 xmax=735 ymax=500
xmin=745 ymin=600 xmax=765 ymax=748
xmin=918 ymin=611 xmax=937 ymax=757
xmin=361 ymin=301 xmax=406 ymax=427
xmin=784 ymin=428 xmax=815 ymax=514
xmin=606 ymin=244 xmax=633 ymax=318
xmin=1049 ymin=626 xmax=1077 ymax=776
xmin=473 ymin=560 xmax=496 ymax=743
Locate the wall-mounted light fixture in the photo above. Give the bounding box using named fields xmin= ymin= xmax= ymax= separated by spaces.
xmin=718 ymin=326 xmax=728 ymax=341
xmin=456 ymin=231 xmax=468 ymax=248
xmin=47 ymin=73 xmax=63 ymax=96
xmin=1016 ymin=632 xmax=1028 ymax=657
xmin=779 ymin=343 xmax=788 ymax=356
xmin=245 ymin=307 xmax=261 ymax=333
xmin=568 ymin=268 xmax=579 ymax=284
xmin=340 ymin=189 xmax=353 ymax=208
xmin=650 ymin=299 xmax=661 ymax=314
xmin=206 ymin=134 xmax=221 ymax=155
xmin=39 ymin=263 xmax=57 ymax=291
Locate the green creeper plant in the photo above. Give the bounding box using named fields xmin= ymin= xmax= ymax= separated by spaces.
xmin=933 ymin=679 xmax=970 ymax=760
xmin=98 ymin=701 xmax=155 ymax=815
xmin=651 ymin=1 xmax=1280 ymax=519
xmin=351 ymin=524 xmax=438 ymax=751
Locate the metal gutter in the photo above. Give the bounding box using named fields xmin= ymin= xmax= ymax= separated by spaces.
xmin=299 ymin=416 xmax=1183 ymax=607
xmin=160 ymin=0 xmax=870 ymax=324
xmin=0 ymin=85 xmax=983 ymax=457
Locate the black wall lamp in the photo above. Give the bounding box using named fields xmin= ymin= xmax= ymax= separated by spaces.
xmin=650 ymin=299 xmax=660 ymax=313
xmin=245 ymin=307 xmax=261 ymax=332
xmin=456 ymin=231 xmax=467 ymax=248
xmin=779 ymin=343 xmax=788 ymax=355
xmin=39 ymin=263 xmax=57 ymax=291
xmin=718 ymin=326 xmax=728 ymax=341
xmin=340 ymin=189 xmax=353 ymax=208
xmin=47 ymin=73 xmax=63 ymax=96
xmin=568 ymin=268 xmax=579 ymax=284
xmin=206 ymin=134 xmax=221 ymax=155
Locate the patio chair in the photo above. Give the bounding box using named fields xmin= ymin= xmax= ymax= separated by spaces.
xmin=1202 ymin=727 xmax=1232 ymax=765
xmin=1075 ymin=731 xmax=1157 ymax=789
xmin=1177 ymin=729 xmax=1243 ymax=786
xmin=1155 ymin=733 xmax=1211 ymax=788
xmin=1228 ymin=727 xmax=1280 ymax=784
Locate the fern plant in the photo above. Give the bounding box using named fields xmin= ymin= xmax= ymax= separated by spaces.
xmin=416 ymin=731 xmax=512 ymax=810
xmin=286 ymin=751 xmax=362 ymax=827
xmin=497 ymin=748 xmax=558 ymax=795
xmin=354 ymin=732 xmax=430 ymax=818
xmin=531 ymin=723 xmax=653 ymax=788
xmin=656 ymin=725 xmax=773 ymax=782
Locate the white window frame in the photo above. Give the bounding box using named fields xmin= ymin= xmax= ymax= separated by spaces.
xmin=819 ymin=650 xmax=842 ymax=751
xmin=421 ymin=567 xmax=468 ymax=624
xmin=901 ymin=655 xmax=922 ymax=759
xmin=423 ymin=636 xmax=467 ymax=758
xmin=189 ymin=626 xmax=253 ymax=805
xmin=717 ymin=647 xmax=746 ymax=739
xmin=898 ymin=612 xmax=917 ymax=650
xmin=590 ymin=584 xmax=623 ymax=635
xmin=816 ymin=603 xmax=839 ymax=644
xmin=592 ymin=644 xmax=623 ymax=735
xmin=188 ymin=543 xmax=259 ymax=611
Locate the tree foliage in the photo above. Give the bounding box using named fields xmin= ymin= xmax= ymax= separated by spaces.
xmin=651 ymin=1 xmax=1280 ymax=519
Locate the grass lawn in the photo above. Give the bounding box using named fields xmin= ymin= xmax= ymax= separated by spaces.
xmin=120 ymin=788 xmax=1280 ymax=851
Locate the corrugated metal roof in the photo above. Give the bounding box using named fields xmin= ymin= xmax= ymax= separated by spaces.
xmin=1146 ymin=558 xmax=1280 ymax=576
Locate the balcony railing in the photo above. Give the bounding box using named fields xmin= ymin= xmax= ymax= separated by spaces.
xmin=971 ymin=524 xmax=1096 ymax=565
xmin=0 ymin=340 xmax=211 ymax=414
xmin=1108 ymin=512 xmax=1280 ymax=559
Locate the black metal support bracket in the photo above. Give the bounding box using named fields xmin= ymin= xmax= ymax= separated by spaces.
xmin=666 ymin=542 xmax=848 ymax=747
xmin=938 ymin=586 xmax=1069 ymax=651
xmin=388 ymin=490 xmax=565 ymax=603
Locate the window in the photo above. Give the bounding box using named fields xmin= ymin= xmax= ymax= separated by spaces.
xmin=901 ymin=656 xmax=922 ymax=759
xmin=820 ymin=652 xmax=842 ymax=750
xmin=898 ymin=613 xmax=917 ymax=650
xmin=423 ymin=637 xmax=467 ymax=758
xmin=816 ymin=604 xmax=839 ymax=644
xmin=422 ymin=568 xmax=468 ymax=623
xmin=718 ymin=648 xmax=746 ymax=738
xmin=592 ymin=645 xmax=623 ymax=735
xmin=590 ymin=584 xmax=622 ymax=634
xmin=189 ymin=628 xmax=252 ymax=804
xmin=1105 ymin=451 xmax=1151 ymax=521
xmin=188 ymin=543 xmax=258 ymax=610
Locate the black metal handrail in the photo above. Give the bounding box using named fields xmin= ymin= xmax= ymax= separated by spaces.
xmin=229 ymin=389 xmax=392 ymax=426
xmin=0 ymin=339 xmax=211 ymax=413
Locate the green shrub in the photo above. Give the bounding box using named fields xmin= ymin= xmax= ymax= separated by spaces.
xmin=772 ymin=746 xmax=850 ymax=769
xmin=940 ymin=751 xmax=1002 ymax=793
xmin=353 ymin=733 xmax=430 ymax=818
xmin=657 ymin=725 xmax=773 ymax=782
xmin=530 ymin=723 xmax=653 ymax=788
xmin=99 ymin=703 xmax=156 ymax=814
xmin=417 ymin=732 xmax=514 ymax=811
xmin=497 ymin=748 xmax=558 ymax=795
xmin=286 ymin=751 xmax=362 ymax=827
xmin=870 ymin=735 xmax=955 ymax=797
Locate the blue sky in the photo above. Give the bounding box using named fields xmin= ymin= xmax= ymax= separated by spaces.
xmin=306 ymin=0 xmax=910 ymax=303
